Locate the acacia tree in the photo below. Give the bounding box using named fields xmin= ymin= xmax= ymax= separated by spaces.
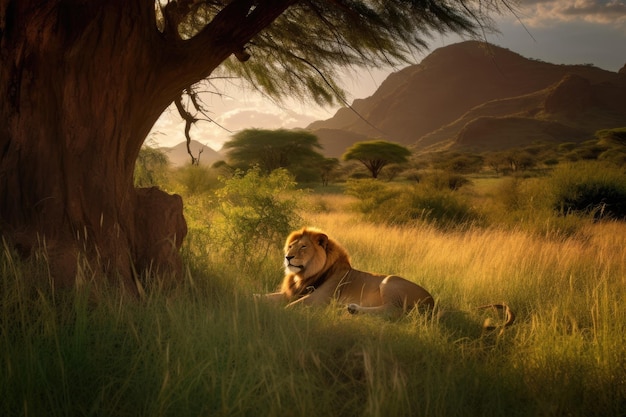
xmin=223 ymin=128 xmax=324 ymax=174
xmin=343 ymin=140 xmax=411 ymax=178
xmin=0 ymin=0 xmax=503 ymax=293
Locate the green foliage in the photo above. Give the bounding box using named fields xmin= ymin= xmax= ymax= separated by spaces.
xmin=319 ymin=158 xmax=341 ymax=186
xmin=343 ymin=140 xmax=411 ymax=178
xmin=345 ymin=179 xmax=480 ymax=229
xmin=173 ymin=165 xmax=220 ymax=196
xmin=211 ymin=1 xmax=491 ymax=107
xmin=598 ymin=148 xmax=626 ymax=165
xmin=4 ymin=215 xmax=626 ymax=417
xmin=549 ymin=162 xmax=626 ymax=220
xmin=565 ymin=142 xmax=608 ymax=161
xmin=421 ymin=170 xmax=472 ymax=191
xmin=487 ymin=176 xmax=582 ymax=238
xmin=595 ymin=127 xmax=626 ymax=145
xmin=401 ymin=186 xmax=481 ymax=228
xmin=435 ymin=153 xmax=484 ymax=174
xmin=211 ymin=167 xmax=303 ymax=271
xmin=134 ymin=146 xmax=169 ymax=187
xmin=345 ymin=179 xmax=398 ymax=216
xmin=222 ymin=129 xmax=325 ymax=182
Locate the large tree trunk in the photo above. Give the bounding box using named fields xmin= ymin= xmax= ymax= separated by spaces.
xmin=0 ymin=0 xmax=293 ymax=292
xmin=1 ymin=2 xmax=182 ymax=292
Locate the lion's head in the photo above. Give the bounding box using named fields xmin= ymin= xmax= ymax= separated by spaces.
xmin=281 ymin=227 xmax=350 ymax=297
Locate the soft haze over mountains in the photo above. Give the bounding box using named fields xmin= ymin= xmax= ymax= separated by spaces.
xmin=161 ymin=41 xmax=626 ymax=164
xmin=161 ymin=140 xmax=223 ymax=167
xmin=308 ymin=41 xmax=626 ymax=156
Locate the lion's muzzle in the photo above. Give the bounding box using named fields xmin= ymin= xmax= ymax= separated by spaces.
xmin=285 ymin=255 xmax=303 ymax=273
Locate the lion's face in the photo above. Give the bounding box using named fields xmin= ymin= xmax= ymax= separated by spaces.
xmin=284 ymin=231 xmax=328 ymax=278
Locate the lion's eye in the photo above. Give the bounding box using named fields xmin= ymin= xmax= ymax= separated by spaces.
xmin=300 ymin=246 xmax=306 ymax=250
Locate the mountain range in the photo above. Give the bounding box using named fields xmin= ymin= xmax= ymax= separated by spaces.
xmin=159 ymin=140 xmax=223 ymax=167
xmin=308 ymin=41 xmax=626 ymax=156
xmin=159 ymin=41 xmax=625 ymax=164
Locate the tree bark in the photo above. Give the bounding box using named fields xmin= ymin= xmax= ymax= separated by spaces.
xmin=0 ymin=2 xmax=165 ymax=292
xmin=0 ymin=0 xmax=291 ymax=293
xmin=0 ymin=0 xmax=293 ymax=292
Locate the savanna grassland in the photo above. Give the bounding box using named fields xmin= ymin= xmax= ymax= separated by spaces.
xmin=2 ymin=161 xmax=626 ymax=417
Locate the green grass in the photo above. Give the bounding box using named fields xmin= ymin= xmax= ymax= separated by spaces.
xmin=2 ymin=197 xmax=626 ymax=416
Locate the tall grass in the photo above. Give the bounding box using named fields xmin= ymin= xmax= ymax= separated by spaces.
xmin=2 ymin=197 xmax=626 ymax=416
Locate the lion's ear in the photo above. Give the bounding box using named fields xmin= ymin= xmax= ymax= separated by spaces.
xmin=316 ymin=233 xmax=329 ymax=250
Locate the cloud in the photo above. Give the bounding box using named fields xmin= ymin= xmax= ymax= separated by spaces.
xmin=217 ymin=107 xmax=321 ymax=130
xmin=148 ymin=100 xmax=329 ymax=150
xmin=518 ymin=0 xmax=626 ymax=28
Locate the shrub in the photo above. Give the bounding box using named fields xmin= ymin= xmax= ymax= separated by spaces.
xmin=550 ymin=162 xmax=626 ymax=220
xmin=398 ymin=185 xmax=482 ymax=228
xmin=443 ymin=154 xmax=484 ymax=174
xmin=495 ymin=177 xmax=528 ymax=212
xmin=134 ymin=146 xmax=169 ymax=187
xmin=344 ymin=178 xmax=397 ymax=217
xmin=543 ymin=158 xmax=559 ymax=166
xmin=558 ymin=142 xmax=577 ymax=152
xmin=211 ymin=167 xmax=304 ymax=271
xmin=598 ymin=148 xmax=626 ymax=165
xmin=421 ymin=170 xmax=472 ymax=191
xmin=345 ymin=179 xmax=480 ymax=229
xmin=595 ymin=127 xmax=626 ymax=145
xmin=565 ymin=144 xmax=607 ymax=161
xmin=174 ymin=165 xmax=220 ymax=195
xmin=489 ymin=177 xmax=582 ymax=238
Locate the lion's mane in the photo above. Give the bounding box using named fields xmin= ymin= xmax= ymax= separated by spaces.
xmin=280 ymin=227 xmax=352 ymax=299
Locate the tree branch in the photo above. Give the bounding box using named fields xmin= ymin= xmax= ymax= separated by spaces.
xmin=174 ymin=92 xmax=201 ymax=165
xmin=163 ymin=0 xmax=296 ymax=83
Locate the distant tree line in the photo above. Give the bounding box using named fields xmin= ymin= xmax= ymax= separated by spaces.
xmin=136 ymin=127 xmax=626 ymax=190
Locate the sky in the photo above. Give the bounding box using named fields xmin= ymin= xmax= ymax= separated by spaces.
xmin=148 ymin=0 xmax=626 ymax=150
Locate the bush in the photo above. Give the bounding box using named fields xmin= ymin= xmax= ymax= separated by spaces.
xmin=344 ymin=179 xmax=397 ymax=216
xmin=550 ymin=162 xmax=626 ymax=220
xmin=565 ymin=145 xmax=607 ymax=161
xmin=595 ymin=127 xmax=626 ymax=145
xmin=174 ymin=165 xmax=220 ymax=195
xmin=598 ymin=148 xmax=626 ymax=165
xmin=421 ymin=170 xmax=472 ymax=191
xmin=489 ymin=176 xmax=583 ymax=238
xmin=211 ymin=167 xmax=304 ymax=271
xmin=443 ymin=154 xmax=484 ymax=174
xmin=345 ymin=179 xmax=480 ymax=229
xmin=495 ymin=177 xmax=527 ymax=212
xmin=398 ymin=186 xmax=482 ymax=228
xmin=134 ymin=146 xmax=169 ymax=187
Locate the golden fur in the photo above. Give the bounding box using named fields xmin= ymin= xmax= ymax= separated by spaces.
xmin=262 ymin=227 xmax=435 ymax=316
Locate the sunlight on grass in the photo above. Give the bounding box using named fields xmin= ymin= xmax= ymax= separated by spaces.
xmin=2 ymin=191 xmax=626 ymax=416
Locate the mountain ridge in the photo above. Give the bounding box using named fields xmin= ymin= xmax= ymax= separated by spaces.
xmin=308 ymin=41 xmax=626 ymax=154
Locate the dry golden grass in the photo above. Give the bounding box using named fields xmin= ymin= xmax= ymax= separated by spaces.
xmin=304 ymin=201 xmax=626 ymax=319
xmin=3 ymin=189 xmax=625 ymax=417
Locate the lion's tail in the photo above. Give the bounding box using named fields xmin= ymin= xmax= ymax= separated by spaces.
xmin=476 ymin=303 xmax=515 ymax=330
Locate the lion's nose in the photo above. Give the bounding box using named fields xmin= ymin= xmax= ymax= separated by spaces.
xmin=285 ymin=255 xmax=294 ymax=263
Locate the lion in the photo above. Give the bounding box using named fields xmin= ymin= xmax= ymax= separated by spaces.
xmin=261 ymin=227 xmax=515 ymax=327
xmin=262 ymin=227 xmax=434 ymax=316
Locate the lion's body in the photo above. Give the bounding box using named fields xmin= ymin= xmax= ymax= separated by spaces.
xmin=263 ymin=227 xmax=434 ymax=316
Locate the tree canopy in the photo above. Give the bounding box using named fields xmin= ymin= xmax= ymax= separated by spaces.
xmin=168 ymin=0 xmax=505 ymax=118
xmin=0 ymin=0 xmax=507 ymax=291
xmin=343 ymin=140 xmax=412 ymax=178
xmin=223 ymin=129 xmax=324 ymax=173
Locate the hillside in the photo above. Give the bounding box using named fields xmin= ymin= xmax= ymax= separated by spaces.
xmin=311 ymin=128 xmax=369 ymax=158
xmin=308 ymin=41 xmax=626 ymax=153
xmin=160 ymin=140 xmax=223 ymax=167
